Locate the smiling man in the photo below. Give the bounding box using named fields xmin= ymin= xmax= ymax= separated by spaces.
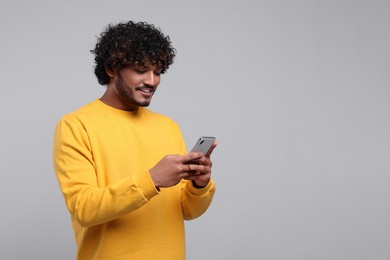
xmin=53 ymin=21 xmax=217 ymax=260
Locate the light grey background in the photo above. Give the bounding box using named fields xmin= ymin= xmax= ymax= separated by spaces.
xmin=1 ymin=0 xmax=389 ymax=259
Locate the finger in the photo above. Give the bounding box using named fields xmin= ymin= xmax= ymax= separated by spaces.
xmin=180 ymin=152 xmax=203 ymax=164
xmin=205 ymin=141 xmax=218 ymax=157
xmin=182 ymin=163 xmax=199 ymax=173
xmin=183 ymin=172 xmax=201 ymax=180
xmin=183 ymin=175 xmax=197 ymax=180
xmin=184 ymin=173 xmax=210 ymax=181
xmin=180 ymin=167 xmax=198 ymax=179
xmin=188 ymin=165 xmax=209 ymax=175
xmin=197 ymin=156 xmax=212 ymax=167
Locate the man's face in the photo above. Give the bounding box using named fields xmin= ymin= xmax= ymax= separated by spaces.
xmin=108 ymin=64 xmax=162 ymax=111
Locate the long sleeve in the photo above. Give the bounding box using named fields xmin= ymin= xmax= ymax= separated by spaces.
xmin=53 ymin=118 xmax=159 ymax=227
xmin=181 ymin=179 xmax=216 ymax=220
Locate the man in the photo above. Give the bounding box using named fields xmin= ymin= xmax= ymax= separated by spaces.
xmin=53 ymin=21 xmax=217 ymax=259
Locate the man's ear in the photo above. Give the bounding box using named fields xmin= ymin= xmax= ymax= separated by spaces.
xmin=105 ymin=66 xmax=116 ymax=77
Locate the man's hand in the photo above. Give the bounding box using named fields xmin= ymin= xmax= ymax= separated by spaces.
xmin=149 ymin=141 xmax=217 ymax=189
xmin=149 ymin=152 xmax=206 ymax=189
xmin=186 ymin=141 xmax=217 ymax=188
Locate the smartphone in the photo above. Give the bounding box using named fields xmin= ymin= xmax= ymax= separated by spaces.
xmin=190 ymin=136 xmax=216 ymax=155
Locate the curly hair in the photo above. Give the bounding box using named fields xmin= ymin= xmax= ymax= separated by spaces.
xmin=91 ymin=21 xmax=176 ymax=85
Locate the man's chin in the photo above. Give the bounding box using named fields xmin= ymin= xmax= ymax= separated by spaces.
xmin=138 ymin=101 xmax=151 ymax=107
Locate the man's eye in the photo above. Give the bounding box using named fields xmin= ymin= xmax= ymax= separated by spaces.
xmin=154 ymin=71 xmax=162 ymax=76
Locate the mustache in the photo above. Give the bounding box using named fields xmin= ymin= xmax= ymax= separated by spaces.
xmin=136 ymin=84 xmax=155 ymax=90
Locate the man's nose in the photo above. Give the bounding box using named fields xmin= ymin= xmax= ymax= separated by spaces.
xmin=144 ymin=71 xmax=157 ymax=86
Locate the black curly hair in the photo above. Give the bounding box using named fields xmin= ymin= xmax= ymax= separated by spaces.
xmin=91 ymin=21 xmax=176 ymax=85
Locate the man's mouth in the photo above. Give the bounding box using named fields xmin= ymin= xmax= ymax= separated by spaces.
xmin=138 ymin=87 xmax=154 ymax=94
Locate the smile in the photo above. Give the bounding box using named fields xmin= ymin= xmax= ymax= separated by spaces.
xmin=137 ymin=87 xmax=155 ymax=97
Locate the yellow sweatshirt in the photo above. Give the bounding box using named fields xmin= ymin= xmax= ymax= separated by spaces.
xmin=53 ymin=100 xmax=215 ymax=260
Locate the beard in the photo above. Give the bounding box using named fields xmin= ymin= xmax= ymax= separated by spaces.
xmin=115 ymin=74 xmax=151 ymax=108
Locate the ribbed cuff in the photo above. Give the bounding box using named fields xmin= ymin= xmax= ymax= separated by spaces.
xmin=188 ymin=179 xmax=214 ymax=195
xmin=134 ymin=170 xmax=160 ymax=200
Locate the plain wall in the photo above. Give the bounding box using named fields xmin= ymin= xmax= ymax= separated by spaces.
xmin=1 ymin=0 xmax=389 ymax=259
